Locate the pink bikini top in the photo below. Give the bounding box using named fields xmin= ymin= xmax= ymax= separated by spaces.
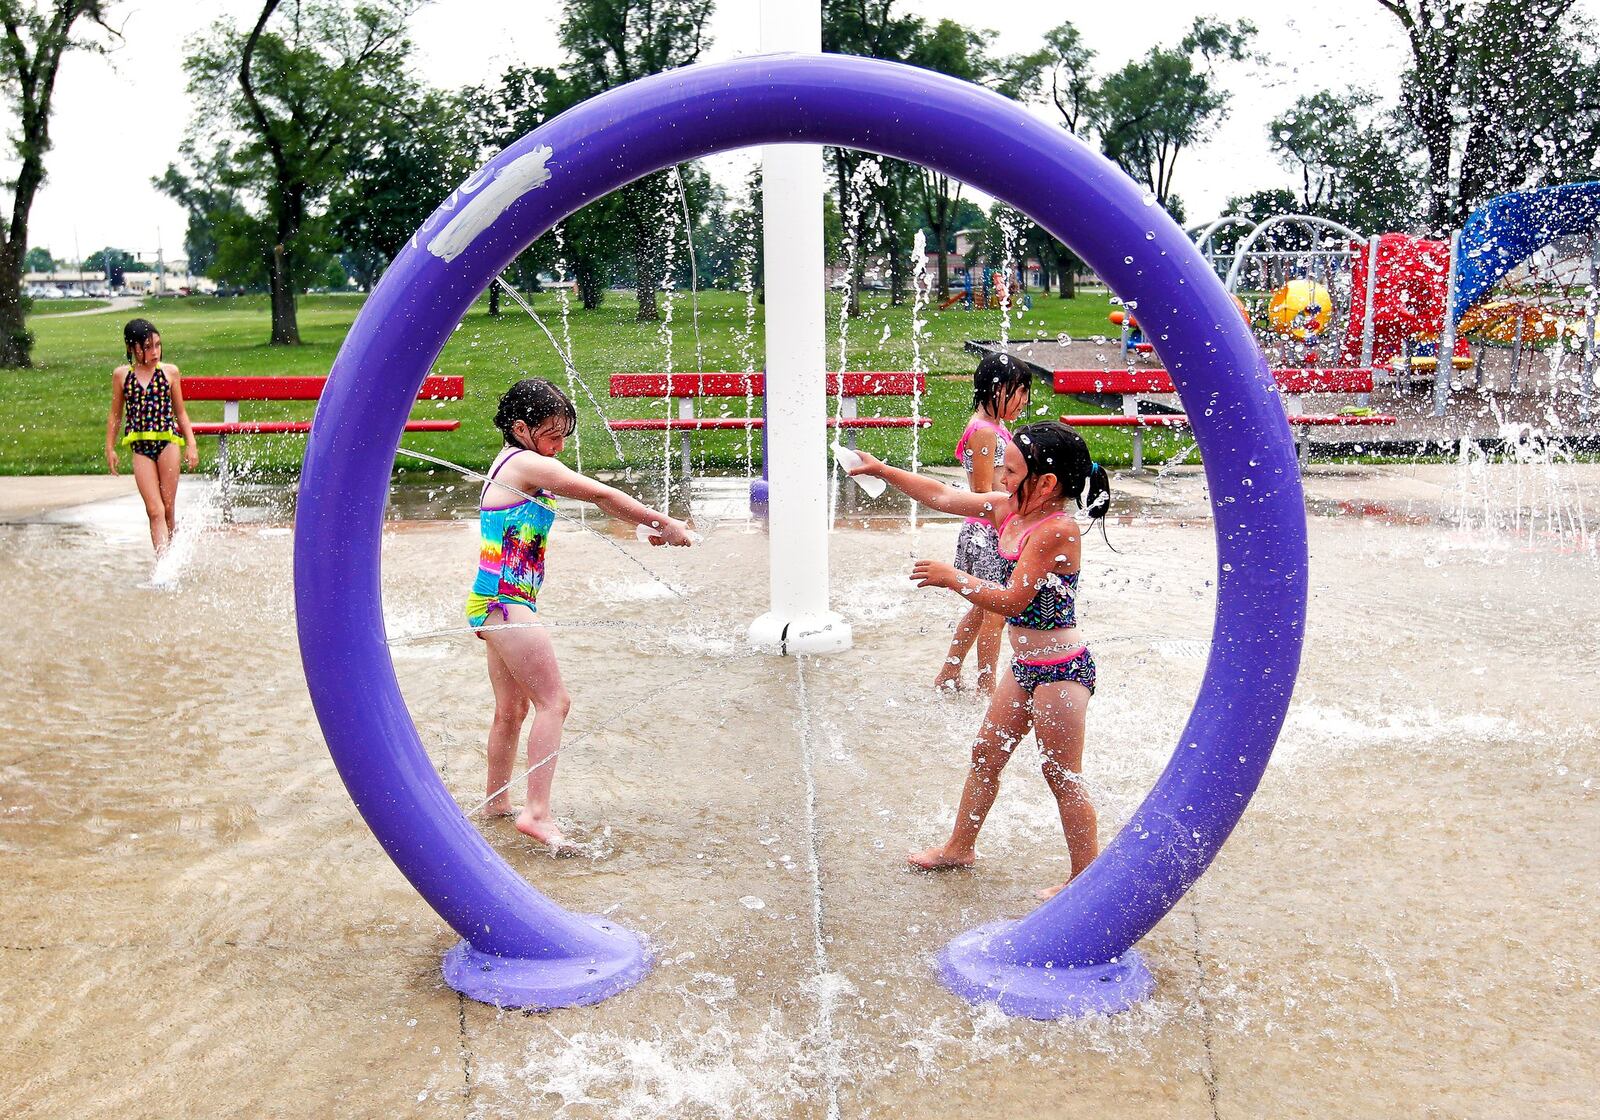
xmin=955 ymin=417 xmax=1014 ymax=476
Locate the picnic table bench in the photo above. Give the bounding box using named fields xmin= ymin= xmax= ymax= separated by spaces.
xmin=1051 ymin=367 xmax=1396 ymax=469
xmin=183 ymin=374 xmax=464 ymax=494
xmin=607 ymin=372 xmax=930 ymax=474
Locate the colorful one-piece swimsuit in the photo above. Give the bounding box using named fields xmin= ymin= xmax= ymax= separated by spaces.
xmin=994 ymin=512 xmax=1096 ymax=696
xmin=465 ymin=450 xmax=557 ymax=635
xmin=121 ymin=366 xmax=182 ymax=462
xmin=952 ymin=418 xmax=1015 ymax=583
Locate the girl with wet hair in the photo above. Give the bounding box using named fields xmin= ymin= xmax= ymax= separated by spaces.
xmin=104 ymin=318 xmax=199 ymax=555
xmin=467 ymin=378 xmax=693 ymax=850
xmin=937 ymin=351 xmax=1032 ymax=694
xmin=846 ymin=421 xmax=1111 ymax=897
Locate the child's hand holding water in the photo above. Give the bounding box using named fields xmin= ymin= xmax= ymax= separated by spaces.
xmin=911 ymin=558 xmax=964 ymax=592
xmin=636 ymin=518 xmax=695 ymax=546
xmin=839 ymin=446 xmax=884 ymax=478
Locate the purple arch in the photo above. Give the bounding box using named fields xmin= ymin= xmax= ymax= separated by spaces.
xmin=294 ymin=53 xmax=1307 ymax=1017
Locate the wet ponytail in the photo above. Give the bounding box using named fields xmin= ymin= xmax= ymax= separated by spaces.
xmin=1082 ymin=461 xmax=1111 ymax=521
xmin=1012 ymin=420 xmax=1115 ymax=546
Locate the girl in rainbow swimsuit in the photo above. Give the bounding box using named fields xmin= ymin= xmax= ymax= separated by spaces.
xmin=469 ymin=379 xmax=692 ymax=849
xmin=846 ymin=422 xmax=1111 ymax=899
xmin=937 ymin=351 xmax=1031 ymax=694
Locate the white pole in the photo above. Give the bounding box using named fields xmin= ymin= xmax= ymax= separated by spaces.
xmin=1432 ymin=229 xmax=1459 ymax=418
xmin=748 ymin=0 xmax=852 ymax=656
xmin=1358 ymin=234 xmax=1379 ymax=406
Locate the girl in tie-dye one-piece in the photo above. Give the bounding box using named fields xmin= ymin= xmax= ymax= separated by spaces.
xmin=466 ymin=378 xmax=693 ymax=851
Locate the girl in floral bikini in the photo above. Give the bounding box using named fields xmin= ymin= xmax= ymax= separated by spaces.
xmin=104 ymin=319 xmax=199 ymax=555
xmin=937 ymin=351 xmax=1031 ymax=694
xmin=469 ymin=379 xmax=692 ymax=849
xmin=847 ymin=422 xmax=1111 ymax=898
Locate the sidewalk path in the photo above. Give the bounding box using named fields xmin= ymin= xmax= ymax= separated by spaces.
xmin=40 ymin=294 xmax=143 ymax=319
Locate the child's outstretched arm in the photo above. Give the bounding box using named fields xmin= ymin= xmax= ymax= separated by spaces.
xmin=515 ymin=454 xmax=693 ymax=545
xmin=912 ymin=518 xmax=1079 ymax=616
xmin=104 ymin=370 xmax=125 ymax=476
xmin=847 ymin=450 xmax=1005 ymax=521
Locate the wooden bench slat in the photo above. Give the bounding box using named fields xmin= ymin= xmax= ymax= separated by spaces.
xmin=607 ymin=416 xmax=933 ymax=432
xmin=192 ymin=419 xmax=461 ymax=436
xmin=608 ymin=372 xmax=924 ymax=397
xmin=1059 ymin=414 xmax=1396 ymax=428
xmin=1051 ymin=368 xmax=1375 ymax=395
xmin=182 ymin=375 xmax=464 ymax=401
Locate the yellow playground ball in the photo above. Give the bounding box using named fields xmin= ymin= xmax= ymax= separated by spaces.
xmin=1268 ymin=280 xmax=1333 ymax=339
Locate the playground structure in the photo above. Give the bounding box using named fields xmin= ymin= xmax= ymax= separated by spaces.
xmin=1186 ymin=188 xmax=1600 ymax=417
xmin=938 ymin=265 xmax=1032 ymax=311
xmin=294 ymin=49 xmax=1311 ymax=1021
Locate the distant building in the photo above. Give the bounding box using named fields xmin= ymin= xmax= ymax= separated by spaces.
xmin=23 ymin=263 xmax=217 ymax=297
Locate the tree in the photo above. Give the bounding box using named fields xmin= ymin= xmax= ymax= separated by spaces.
xmin=1268 ymin=90 xmax=1420 ymax=234
xmin=466 ymin=64 xmax=629 ymax=311
xmin=907 ymin=18 xmax=995 ymax=303
xmin=0 ymin=1 xmax=117 ymax=365
xmin=822 ymin=1 xmax=934 ymax=311
xmin=180 ymin=0 xmax=414 ymax=344
xmin=1000 ymin=20 xmax=1095 ymax=134
xmin=1374 ymin=0 xmax=1600 ymax=231
xmin=328 ymin=87 xmax=477 ymax=291
xmin=558 ymin=0 xmax=714 ymax=322
xmin=997 ymin=21 xmax=1101 ymax=298
xmin=1091 ymin=18 xmax=1253 ymax=209
xmin=153 ymin=145 xmax=250 ymax=279
xmin=83 ymin=246 xmax=134 ymax=286
xmin=22 ymin=244 xmax=50 ymax=271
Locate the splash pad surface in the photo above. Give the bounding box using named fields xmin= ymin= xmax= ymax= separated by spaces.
xmin=1 ymin=470 xmax=1597 ymax=1115
xmin=295 ymin=52 xmax=1306 ymax=1016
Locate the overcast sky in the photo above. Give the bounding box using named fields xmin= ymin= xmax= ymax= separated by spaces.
xmin=8 ymin=0 xmax=1536 ymax=265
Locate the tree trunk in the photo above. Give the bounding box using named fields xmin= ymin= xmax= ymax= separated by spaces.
xmin=628 ymin=182 xmax=662 ymax=322
xmin=634 ymin=247 xmax=660 ymax=321
xmin=574 ymin=261 xmax=604 ymax=310
xmin=488 ymin=279 xmax=501 ymax=316
xmin=268 ymin=242 xmax=301 ymax=345
xmin=0 ymin=241 xmax=29 ymax=368
xmin=1052 ymin=245 xmax=1077 ymax=298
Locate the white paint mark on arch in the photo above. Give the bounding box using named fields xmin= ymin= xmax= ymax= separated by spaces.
xmin=425 ymin=145 xmax=555 ymax=263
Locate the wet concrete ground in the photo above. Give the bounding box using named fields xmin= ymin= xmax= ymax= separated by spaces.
xmin=0 ymin=465 xmax=1596 ymax=1118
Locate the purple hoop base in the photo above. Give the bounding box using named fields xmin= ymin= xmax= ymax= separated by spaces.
xmin=936 ymin=920 xmax=1154 ymax=1019
xmin=441 ymin=915 xmax=650 ymax=1010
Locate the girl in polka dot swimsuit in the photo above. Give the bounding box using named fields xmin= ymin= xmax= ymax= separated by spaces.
xmin=104 ymin=319 xmax=198 ymax=555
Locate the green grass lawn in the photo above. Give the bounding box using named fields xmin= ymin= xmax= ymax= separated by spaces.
xmin=1 ymin=287 xmax=1194 ymax=477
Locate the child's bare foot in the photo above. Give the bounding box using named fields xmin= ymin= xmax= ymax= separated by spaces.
xmin=515 ymin=809 xmax=568 ymax=852
xmin=1034 ymin=880 xmax=1070 ymax=900
xmin=907 ymin=844 xmax=975 ymax=871
xmin=483 ymin=797 xmax=516 ymax=818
